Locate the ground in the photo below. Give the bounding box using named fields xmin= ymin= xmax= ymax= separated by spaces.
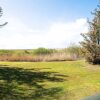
xmin=0 ymin=60 xmax=100 ymax=100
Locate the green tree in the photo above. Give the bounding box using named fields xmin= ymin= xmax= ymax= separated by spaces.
xmin=80 ymin=5 xmax=100 ymax=64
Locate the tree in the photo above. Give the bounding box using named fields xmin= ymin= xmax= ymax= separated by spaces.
xmin=80 ymin=4 xmax=100 ymax=64
xmin=0 ymin=7 xmax=7 ymax=27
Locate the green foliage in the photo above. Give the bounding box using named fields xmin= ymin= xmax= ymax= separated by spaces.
xmin=67 ymin=44 xmax=82 ymax=59
xmin=0 ymin=50 xmax=14 ymax=56
xmin=81 ymin=5 xmax=100 ymax=64
xmin=13 ymin=50 xmax=30 ymax=56
xmin=33 ymin=48 xmax=56 ymax=55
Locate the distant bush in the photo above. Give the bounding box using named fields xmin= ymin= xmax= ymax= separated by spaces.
xmin=0 ymin=47 xmax=83 ymax=62
xmin=13 ymin=50 xmax=30 ymax=56
xmin=33 ymin=48 xmax=56 ymax=55
xmin=0 ymin=50 xmax=14 ymax=56
xmin=67 ymin=44 xmax=82 ymax=59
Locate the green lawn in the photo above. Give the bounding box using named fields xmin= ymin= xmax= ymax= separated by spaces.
xmin=0 ymin=60 xmax=100 ymax=100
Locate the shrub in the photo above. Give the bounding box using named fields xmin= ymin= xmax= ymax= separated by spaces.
xmin=33 ymin=48 xmax=55 ymax=55
xmin=67 ymin=44 xmax=82 ymax=59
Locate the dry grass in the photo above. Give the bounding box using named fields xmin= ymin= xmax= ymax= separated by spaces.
xmin=0 ymin=53 xmax=78 ymax=62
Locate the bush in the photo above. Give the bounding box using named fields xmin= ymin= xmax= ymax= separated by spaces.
xmin=0 ymin=50 xmax=14 ymax=56
xmin=67 ymin=44 xmax=82 ymax=59
xmin=33 ymin=48 xmax=55 ymax=55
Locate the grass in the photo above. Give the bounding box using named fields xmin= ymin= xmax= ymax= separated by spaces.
xmin=0 ymin=60 xmax=99 ymax=100
xmin=0 ymin=47 xmax=81 ymax=62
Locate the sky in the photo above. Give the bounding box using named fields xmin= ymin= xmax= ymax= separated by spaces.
xmin=0 ymin=0 xmax=99 ymax=49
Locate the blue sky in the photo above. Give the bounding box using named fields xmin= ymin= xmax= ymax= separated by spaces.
xmin=0 ymin=0 xmax=99 ymax=49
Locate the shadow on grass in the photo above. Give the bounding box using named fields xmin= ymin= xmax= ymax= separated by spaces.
xmin=0 ymin=65 xmax=68 ymax=100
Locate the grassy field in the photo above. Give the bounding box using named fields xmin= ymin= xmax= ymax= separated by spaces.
xmin=0 ymin=60 xmax=100 ymax=100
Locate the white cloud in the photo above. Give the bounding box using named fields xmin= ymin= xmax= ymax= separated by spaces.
xmin=45 ymin=18 xmax=88 ymax=47
xmin=0 ymin=17 xmax=88 ymax=49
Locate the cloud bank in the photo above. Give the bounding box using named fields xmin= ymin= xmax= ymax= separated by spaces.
xmin=0 ymin=17 xmax=88 ymax=49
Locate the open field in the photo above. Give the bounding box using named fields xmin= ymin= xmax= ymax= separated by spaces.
xmin=0 ymin=47 xmax=81 ymax=62
xmin=0 ymin=60 xmax=100 ymax=100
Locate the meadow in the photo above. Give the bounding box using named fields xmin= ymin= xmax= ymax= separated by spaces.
xmin=0 ymin=45 xmax=82 ymax=62
xmin=0 ymin=60 xmax=100 ymax=100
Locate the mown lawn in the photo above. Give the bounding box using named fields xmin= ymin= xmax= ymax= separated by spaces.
xmin=0 ymin=60 xmax=100 ymax=100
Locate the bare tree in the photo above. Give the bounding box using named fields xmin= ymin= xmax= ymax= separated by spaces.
xmin=0 ymin=7 xmax=8 ymax=27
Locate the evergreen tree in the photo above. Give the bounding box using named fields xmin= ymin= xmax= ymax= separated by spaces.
xmin=80 ymin=5 xmax=100 ymax=64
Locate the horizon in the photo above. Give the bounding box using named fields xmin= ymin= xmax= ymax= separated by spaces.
xmin=0 ymin=0 xmax=98 ymax=49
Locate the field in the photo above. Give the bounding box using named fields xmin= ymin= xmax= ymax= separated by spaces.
xmin=0 ymin=47 xmax=81 ymax=62
xmin=0 ymin=60 xmax=100 ymax=100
